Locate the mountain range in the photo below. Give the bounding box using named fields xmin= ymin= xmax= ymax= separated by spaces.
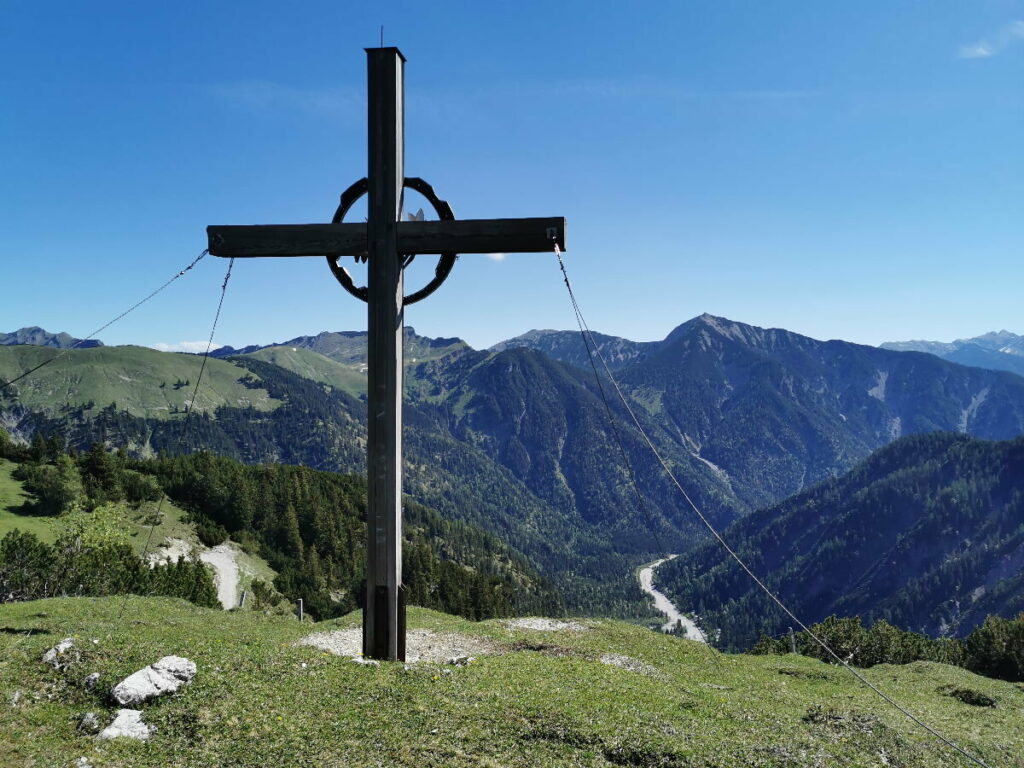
xmin=3 ymin=315 xmax=1024 ymax=620
xmin=882 ymin=330 xmax=1024 ymax=377
xmin=1 ymin=326 xmax=102 ymax=349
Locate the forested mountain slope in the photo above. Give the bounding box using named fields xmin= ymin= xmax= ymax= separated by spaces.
xmin=658 ymin=432 xmax=1024 ymax=650
xmin=491 ymin=328 xmax=656 ymax=371
xmin=0 ymin=436 xmax=560 ymax=621
xmin=619 ymin=314 xmax=1024 ymax=509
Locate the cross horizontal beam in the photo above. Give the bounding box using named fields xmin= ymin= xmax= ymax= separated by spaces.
xmin=206 ymin=217 xmax=566 ymax=258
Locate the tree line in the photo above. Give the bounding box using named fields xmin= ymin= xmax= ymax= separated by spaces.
xmin=752 ymin=613 xmax=1024 ymax=683
xmin=0 ymin=428 xmax=562 ymax=621
xmin=0 ymin=431 xmax=218 ymax=607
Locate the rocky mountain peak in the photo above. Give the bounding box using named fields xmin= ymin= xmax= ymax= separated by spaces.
xmin=0 ymin=326 xmax=103 ymax=349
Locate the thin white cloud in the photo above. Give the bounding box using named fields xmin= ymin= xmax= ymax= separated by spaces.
xmin=150 ymin=341 xmax=220 ymax=354
xmin=483 ymin=253 xmax=506 ymax=262
xmin=959 ymin=20 xmax=1024 ymax=59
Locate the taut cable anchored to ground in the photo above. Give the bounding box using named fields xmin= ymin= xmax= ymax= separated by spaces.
xmin=551 ymin=244 xmax=994 ymax=768
xmin=119 ymin=257 xmax=237 ymax=619
xmin=0 ymin=249 xmax=209 ymax=394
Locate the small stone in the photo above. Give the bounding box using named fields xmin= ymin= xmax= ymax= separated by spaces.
xmin=42 ymin=638 xmax=77 ymax=669
xmin=349 ymin=656 xmax=380 ymax=667
xmin=10 ymin=690 xmax=23 ymax=708
xmin=74 ymin=758 xmax=93 ymax=768
xmin=111 ymin=656 xmax=196 ymax=706
xmin=447 ymin=655 xmax=475 ymax=667
xmin=97 ymin=709 xmax=154 ymax=740
xmin=83 ymin=672 xmax=101 ymax=690
xmin=77 ymin=712 xmax=102 ymax=734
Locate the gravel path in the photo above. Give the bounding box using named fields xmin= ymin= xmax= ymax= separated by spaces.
xmin=638 ymin=556 xmax=706 ymax=642
xmin=199 ymin=544 xmax=239 ymax=610
xmin=147 ymin=538 xmax=192 ymax=566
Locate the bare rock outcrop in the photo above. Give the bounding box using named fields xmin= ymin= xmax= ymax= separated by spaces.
xmin=97 ymin=709 xmax=154 ymax=740
xmin=42 ymin=638 xmax=78 ymax=669
xmin=111 ymin=655 xmax=196 ymax=706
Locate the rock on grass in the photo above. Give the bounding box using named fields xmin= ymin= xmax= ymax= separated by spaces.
xmin=97 ymin=709 xmax=154 ymax=741
xmin=111 ymin=656 xmax=196 ymax=706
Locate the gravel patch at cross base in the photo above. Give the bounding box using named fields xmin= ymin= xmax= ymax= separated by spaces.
xmin=297 ymin=628 xmax=501 ymax=663
xmin=600 ymin=653 xmax=658 ymax=676
xmin=504 ymin=617 xmax=589 ymax=632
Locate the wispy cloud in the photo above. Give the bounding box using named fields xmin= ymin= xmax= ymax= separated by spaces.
xmin=959 ymin=20 xmax=1024 ymax=58
xmin=150 ymin=341 xmax=220 ymax=354
xmin=207 ymin=81 xmax=361 ymax=116
xmin=484 ymin=253 xmax=506 ymax=262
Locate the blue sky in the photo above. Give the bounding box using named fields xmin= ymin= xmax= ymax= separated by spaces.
xmin=2 ymin=1 xmax=1021 ymax=352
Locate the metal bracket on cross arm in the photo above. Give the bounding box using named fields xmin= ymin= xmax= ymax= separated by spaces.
xmin=326 ymin=177 xmax=458 ymax=306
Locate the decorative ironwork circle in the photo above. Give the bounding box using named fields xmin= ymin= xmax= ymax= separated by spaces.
xmin=325 ymin=177 xmax=458 ymax=306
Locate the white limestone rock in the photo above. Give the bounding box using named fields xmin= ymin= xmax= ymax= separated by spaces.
xmin=42 ymin=637 xmax=77 ymax=669
xmin=83 ymin=672 xmax=101 ymax=690
xmin=97 ymin=709 xmax=154 ymax=740
xmin=111 ymin=655 xmax=196 ymax=706
xmin=349 ymin=656 xmax=380 ymax=667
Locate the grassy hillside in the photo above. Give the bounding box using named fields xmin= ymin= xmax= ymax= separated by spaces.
xmin=0 ymin=458 xmax=49 ymax=542
xmin=244 ymin=346 xmax=368 ymax=396
xmin=243 ymin=333 xmax=473 ymax=399
xmin=0 ymin=345 xmax=279 ymax=419
xmin=1 ymin=597 xmax=1019 ymax=767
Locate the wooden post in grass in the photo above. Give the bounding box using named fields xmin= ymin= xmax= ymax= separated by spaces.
xmin=206 ymin=48 xmax=566 ymax=660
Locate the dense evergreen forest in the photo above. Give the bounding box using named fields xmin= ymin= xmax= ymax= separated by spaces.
xmin=659 ymin=432 xmax=1024 ymax=650
xmin=0 ymin=432 xmax=219 ymax=608
xmin=0 ymin=429 xmax=562 ymax=621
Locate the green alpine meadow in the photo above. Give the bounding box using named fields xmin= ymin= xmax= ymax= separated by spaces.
xmin=2 ymin=597 xmax=1021 ymax=768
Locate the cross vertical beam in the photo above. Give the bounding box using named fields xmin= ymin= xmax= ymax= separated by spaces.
xmin=205 ymin=46 xmax=567 ymax=662
xmin=364 ymin=47 xmax=406 ymax=661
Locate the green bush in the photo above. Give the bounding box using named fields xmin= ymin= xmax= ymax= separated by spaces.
xmin=756 ymin=613 xmax=1023 ymax=683
xmin=964 ymin=614 xmax=1024 ymax=682
xmin=0 ymin=530 xmax=218 ymax=609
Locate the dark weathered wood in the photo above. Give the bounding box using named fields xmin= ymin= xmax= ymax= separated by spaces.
xmin=397 ymin=217 xmax=566 ymax=254
xmin=207 ymin=223 xmax=367 ymax=258
xmin=363 ymin=46 xmax=405 ymax=663
xmin=205 ymin=45 xmax=568 ymax=666
xmin=207 ymin=217 xmax=566 ymax=258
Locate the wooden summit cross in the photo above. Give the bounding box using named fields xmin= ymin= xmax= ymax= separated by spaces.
xmin=206 ymin=48 xmax=566 ymax=661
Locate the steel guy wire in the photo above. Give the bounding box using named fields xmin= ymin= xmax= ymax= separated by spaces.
xmin=118 ymin=257 xmax=236 ymax=619
xmin=551 ymin=244 xmax=993 ymax=768
xmin=0 ymin=249 xmax=209 ymax=395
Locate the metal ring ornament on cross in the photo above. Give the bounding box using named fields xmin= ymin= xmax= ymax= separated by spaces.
xmin=326 ymin=177 xmax=458 ymax=306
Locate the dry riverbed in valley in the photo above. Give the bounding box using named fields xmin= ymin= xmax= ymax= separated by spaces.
xmin=638 ymin=555 xmax=706 ymax=641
